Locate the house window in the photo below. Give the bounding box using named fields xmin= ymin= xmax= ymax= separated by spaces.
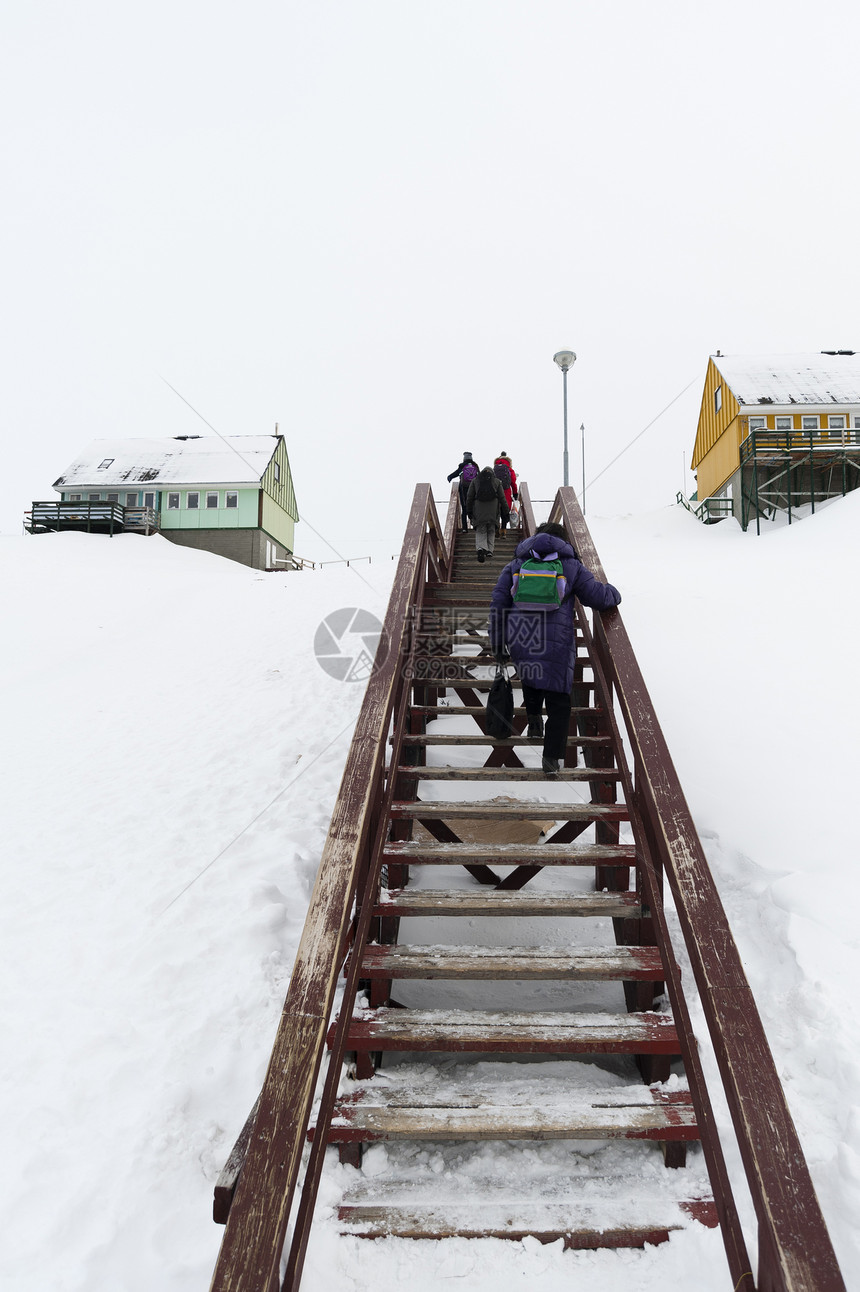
xmin=828 ymin=415 xmax=845 ymax=429
xmin=225 ymin=491 xmax=238 ymax=508
xmin=206 ymin=492 xmax=219 ymax=509
xmin=167 ymin=493 xmax=180 ymax=509
xmin=144 ymin=492 xmax=155 ymax=508
xmin=187 ymin=492 xmax=199 ymax=509
xmin=802 ymin=416 xmax=819 ymax=431
xmin=88 ymin=493 xmax=101 ymax=501
xmin=274 ymin=461 xmax=281 ymax=482
xmin=107 ymin=493 xmax=119 ymax=502
xmin=98 ymin=458 xmax=114 ymax=470
xmin=70 ymin=494 xmax=82 ymax=501
xmin=125 ymin=492 xmax=138 ymax=506
xmin=714 ymin=385 xmax=722 ymax=414
xmin=749 ymin=417 xmax=766 ymax=431
xmin=775 ymin=416 xmax=792 ymax=431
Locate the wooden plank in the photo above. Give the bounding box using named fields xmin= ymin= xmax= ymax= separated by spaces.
xmin=336 ymin=1204 xmax=711 ymax=1247
xmin=358 ymin=943 xmax=667 ymax=980
xmin=395 ymin=764 xmax=621 ymax=781
xmin=213 ymin=1096 xmax=260 ymax=1224
xmin=439 ymin=677 xmax=595 ymax=692
xmin=397 ymin=801 xmax=629 ymax=821
xmin=400 ymin=733 xmax=610 ymax=745
xmin=408 ymin=705 xmax=599 ymax=717
xmin=337 ymin=1008 xmax=681 ymax=1054
xmin=383 ymin=841 xmax=637 ymax=863
xmin=373 ymin=889 xmax=643 ymax=918
xmin=321 ymin=1089 xmax=698 ymax=1142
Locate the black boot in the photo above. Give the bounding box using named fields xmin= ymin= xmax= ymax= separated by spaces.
xmin=527 ymin=714 xmax=543 ymax=740
xmin=542 ymin=755 xmax=560 ymax=777
xmin=477 ymin=549 xmax=485 ymax=563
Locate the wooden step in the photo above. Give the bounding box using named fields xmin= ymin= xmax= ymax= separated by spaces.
xmin=374 ymin=888 xmax=643 ymax=918
xmin=337 ymin=1007 xmax=680 ymax=1054
xmin=400 ymin=733 xmax=611 ymax=746
xmin=419 ymin=676 xmax=596 ymax=691
xmin=383 ymin=842 xmax=637 ymax=864
xmin=337 ymin=1199 xmax=717 ymax=1247
xmin=321 ymin=1084 xmax=698 ymax=1143
xmin=391 ymin=801 xmax=629 ymax=822
xmin=407 ymin=705 xmax=599 ymax=718
xmin=358 ymin=943 xmax=666 ymax=980
xmin=395 ymin=764 xmax=621 ymax=782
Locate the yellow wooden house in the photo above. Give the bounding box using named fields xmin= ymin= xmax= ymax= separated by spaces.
xmin=691 ymin=352 xmax=860 ymax=529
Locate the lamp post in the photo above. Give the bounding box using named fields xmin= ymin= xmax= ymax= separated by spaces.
xmin=553 ymin=350 xmax=576 ymax=487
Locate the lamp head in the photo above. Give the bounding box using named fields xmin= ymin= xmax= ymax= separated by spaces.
xmin=553 ymin=350 xmax=576 ymax=372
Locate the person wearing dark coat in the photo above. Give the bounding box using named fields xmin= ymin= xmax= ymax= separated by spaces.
xmin=489 ymin=522 xmax=621 ymax=775
xmin=447 ymin=452 xmax=479 ymax=530
xmin=466 ymin=467 xmax=510 ymax=563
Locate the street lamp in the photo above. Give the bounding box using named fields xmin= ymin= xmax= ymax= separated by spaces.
xmin=553 ymin=350 xmax=576 ymax=487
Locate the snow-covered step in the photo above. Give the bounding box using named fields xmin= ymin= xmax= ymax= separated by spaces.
xmin=320 ymin=1084 xmax=698 ymax=1143
xmin=408 ymin=676 xmax=596 ymax=692
xmin=399 ymin=732 xmax=611 ymax=747
xmin=358 ymin=943 xmax=666 ymax=981
xmin=336 ymin=1181 xmax=717 ymax=1246
xmin=373 ymin=888 xmax=642 ymax=918
xmin=382 ymin=841 xmax=636 ymax=865
xmin=390 ymin=800 xmax=627 ymax=822
xmin=394 ymin=763 xmax=620 ymax=781
xmin=335 ymin=1007 xmax=680 ymax=1055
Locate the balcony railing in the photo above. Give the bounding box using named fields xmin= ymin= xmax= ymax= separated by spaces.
xmin=740 ymin=427 xmax=860 ymax=461
xmin=25 ymin=502 xmax=159 ymax=535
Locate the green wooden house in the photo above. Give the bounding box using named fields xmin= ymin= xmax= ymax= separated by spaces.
xmin=37 ymin=433 xmax=299 ymax=570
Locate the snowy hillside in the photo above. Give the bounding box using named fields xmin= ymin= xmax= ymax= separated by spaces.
xmin=1 ymin=502 xmax=858 ymax=1291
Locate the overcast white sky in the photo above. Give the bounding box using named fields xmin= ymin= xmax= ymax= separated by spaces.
xmin=4 ymin=1 xmax=860 ymax=556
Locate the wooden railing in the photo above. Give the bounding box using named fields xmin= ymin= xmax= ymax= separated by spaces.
xmin=209 ymin=483 xmax=453 ymax=1292
xmin=551 ymin=485 xmax=844 ymax=1292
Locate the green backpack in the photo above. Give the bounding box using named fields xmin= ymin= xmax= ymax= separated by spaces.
xmin=511 ymin=556 xmax=566 ymax=608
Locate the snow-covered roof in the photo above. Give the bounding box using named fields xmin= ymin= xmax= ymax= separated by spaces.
xmin=53 ymin=436 xmax=280 ymax=489
xmin=714 ymin=352 xmax=860 ymax=407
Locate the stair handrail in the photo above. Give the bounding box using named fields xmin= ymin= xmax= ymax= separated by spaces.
xmin=208 ymin=483 xmax=454 ymax=1292
xmin=552 ymin=485 xmax=844 ymax=1292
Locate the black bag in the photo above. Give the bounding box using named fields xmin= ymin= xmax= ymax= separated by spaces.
xmin=486 ymin=666 xmax=514 ymax=738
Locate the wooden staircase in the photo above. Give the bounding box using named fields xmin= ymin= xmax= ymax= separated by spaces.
xmin=313 ymin=521 xmax=708 ymax=1245
xmin=209 ymin=483 xmax=845 ymax=1292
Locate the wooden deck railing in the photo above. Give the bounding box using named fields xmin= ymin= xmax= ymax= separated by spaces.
xmin=209 ymin=483 xmax=452 ymax=1292
xmin=552 ymin=485 xmax=844 ymax=1292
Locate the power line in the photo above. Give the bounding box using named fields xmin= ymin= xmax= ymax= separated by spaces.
xmin=585 ymin=375 xmax=700 ymax=492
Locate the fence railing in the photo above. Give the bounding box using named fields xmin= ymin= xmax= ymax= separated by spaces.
xmin=676 ymin=491 xmax=732 ymax=524
xmin=552 ymin=484 xmax=844 ymax=1292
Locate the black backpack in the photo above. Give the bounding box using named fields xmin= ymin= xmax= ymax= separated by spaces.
xmin=494 ymin=460 xmax=512 ymax=490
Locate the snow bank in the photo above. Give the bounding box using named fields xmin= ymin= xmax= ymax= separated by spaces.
xmin=1 ymin=499 xmax=858 ymax=1289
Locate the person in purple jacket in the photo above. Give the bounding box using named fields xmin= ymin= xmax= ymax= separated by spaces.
xmin=489 ymin=522 xmax=621 ymax=775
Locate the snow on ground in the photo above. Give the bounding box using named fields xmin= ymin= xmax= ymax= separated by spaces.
xmin=1 ymin=500 xmax=858 ymax=1291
